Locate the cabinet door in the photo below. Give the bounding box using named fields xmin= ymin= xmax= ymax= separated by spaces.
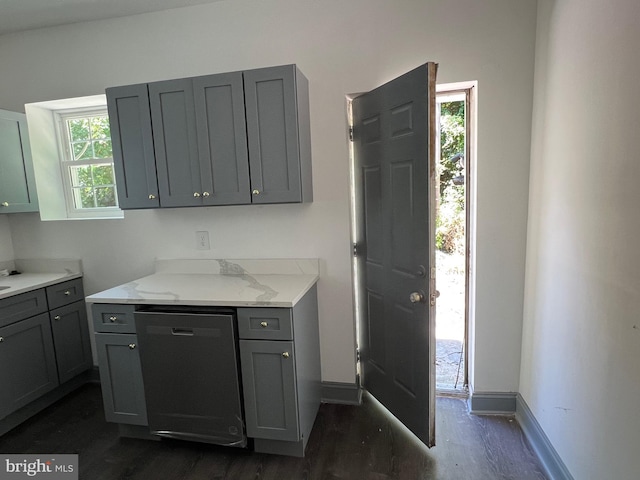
xmin=239 ymin=339 xmax=299 ymax=441
xmin=194 ymin=72 xmax=251 ymax=205
xmin=106 ymin=84 xmax=160 ymax=209
xmin=149 ymin=78 xmax=202 ymax=207
xmin=50 ymin=301 xmax=92 ymax=384
xmin=95 ymin=333 xmax=148 ymax=425
xmin=244 ymin=65 xmax=305 ymax=204
xmin=0 ymin=110 xmax=39 ymax=213
xmin=0 ymin=313 xmax=58 ymax=419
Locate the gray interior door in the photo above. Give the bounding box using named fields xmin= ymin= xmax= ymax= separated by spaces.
xmin=352 ymin=63 xmax=438 ymax=447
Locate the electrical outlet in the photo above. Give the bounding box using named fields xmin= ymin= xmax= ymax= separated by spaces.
xmin=196 ymin=231 xmax=210 ymax=250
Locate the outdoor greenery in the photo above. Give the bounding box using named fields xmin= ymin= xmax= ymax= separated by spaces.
xmin=436 ymin=101 xmax=465 ymax=254
xmin=66 ymin=115 xmax=116 ymax=209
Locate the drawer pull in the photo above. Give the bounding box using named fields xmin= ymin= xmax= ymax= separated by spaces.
xmin=0 ymin=337 xmax=4 ymax=342
xmin=128 ymin=343 xmax=136 ymax=350
xmin=260 ymin=321 xmax=268 ymax=328
xmin=109 ymin=316 xmax=118 ymax=322
xmin=64 ymin=290 xmax=71 ymax=296
xmin=282 ymin=351 xmax=290 ymax=358
xmin=54 ymin=315 xmax=61 ymax=321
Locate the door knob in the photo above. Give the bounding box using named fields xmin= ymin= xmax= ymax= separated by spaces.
xmin=149 ymin=194 xmax=156 ymax=200
xmin=252 ymin=189 xmax=260 ymax=195
xmin=1 ymin=202 xmax=8 ymax=207
xmin=128 ymin=344 xmax=136 ymax=350
xmin=409 ymin=291 xmax=425 ymax=303
xmin=202 ymin=192 xmax=210 ymax=197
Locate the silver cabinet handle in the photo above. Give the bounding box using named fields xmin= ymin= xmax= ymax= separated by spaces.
xmin=128 ymin=344 xmax=136 ymax=350
xmin=282 ymin=351 xmax=290 ymax=358
xmin=54 ymin=315 xmax=61 ymax=321
xmin=409 ymin=291 xmax=425 ymax=303
xmin=109 ymin=316 xmax=118 ymax=322
xmin=64 ymin=290 xmax=71 ymax=296
xmin=260 ymin=321 xmax=268 ymax=328
xmin=252 ymin=189 xmax=260 ymax=195
xmin=202 ymin=192 xmax=210 ymax=197
xmin=149 ymin=194 xmax=156 ymax=200
xmin=0 ymin=337 xmax=4 ymax=342
xmin=193 ymin=192 xmax=201 ymax=197
xmin=1 ymin=202 xmax=8 ymax=207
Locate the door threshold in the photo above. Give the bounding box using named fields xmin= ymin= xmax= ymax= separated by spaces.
xmin=436 ymin=388 xmax=469 ymax=399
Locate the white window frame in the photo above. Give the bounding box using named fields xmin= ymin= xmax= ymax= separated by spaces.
xmin=54 ymin=106 xmax=121 ymax=219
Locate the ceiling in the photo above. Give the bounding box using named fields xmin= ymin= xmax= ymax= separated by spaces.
xmin=0 ymin=0 xmax=227 ymax=36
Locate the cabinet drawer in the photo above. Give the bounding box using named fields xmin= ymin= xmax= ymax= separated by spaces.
xmin=238 ymin=308 xmax=293 ymax=340
xmin=46 ymin=278 xmax=84 ymax=310
xmin=0 ymin=289 xmax=47 ymax=328
xmin=92 ymin=304 xmax=137 ymax=333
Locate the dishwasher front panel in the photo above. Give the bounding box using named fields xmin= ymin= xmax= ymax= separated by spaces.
xmin=135 ymin=310 xmax=246 ymax=447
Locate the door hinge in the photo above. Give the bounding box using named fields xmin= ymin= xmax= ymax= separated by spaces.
xmin=349 ymin=126 xmax=354 ymax=142
xmin=352 ymin=243 xmax=359 ymax=257
xmin=356 ymin=349 xmax=361 ymax=361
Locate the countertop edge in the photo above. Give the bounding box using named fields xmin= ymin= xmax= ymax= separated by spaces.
xmin=85 ymin=274 xmax=319 ymax=308
xmin=0 ymin=273 xmax=83 ymax=300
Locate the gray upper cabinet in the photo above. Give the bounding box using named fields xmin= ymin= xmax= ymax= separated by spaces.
xmin=194 ymin=73 xmax=251 ymax=206
xmin=149 ymin=78 xmax=202 ymax=207
xmin=244 ymin=65 xmax=312 ymax=204
xmin=106 ymin=83 xmax=160 ymax=209
xmin=106 ymin=64 xmax=311 ymax=209
xmin=0 ymin=109 xmax=39 ymax=213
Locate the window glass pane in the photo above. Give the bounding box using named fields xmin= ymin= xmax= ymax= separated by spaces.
xmin=68 ymin=119 xmax=89 ymax=141
xmin=73 ymin=187 xmax=96 ymax=209
xmin=93 ymin=139 xmax=112 ymax=159
xmin=90 ymin=116 xmax=110 ymax=139
xmin=69 ymin=165 xmax=93 ymax=187
xmin=95 ymin=187 xmax=117 ymax=207
xmin=72 ymin=142 xmax=92 ymax=161
xmin=92 ymin=165 xmax=114 ymax=186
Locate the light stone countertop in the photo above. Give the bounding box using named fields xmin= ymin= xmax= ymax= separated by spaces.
xmin=0 ymin=259 xmax=83 ymax=300
xmin=85 ymin=258 xmax=320 ymax=308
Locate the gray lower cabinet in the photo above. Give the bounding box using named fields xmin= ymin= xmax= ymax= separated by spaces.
xmin=94 ymin=332 xmax=148 ymax=426
xmin=239 ymin=339 xmax=299 ymax=441
xmin=50 ymin=301 xmax=92 ymax=384
xmin=0 ymin=109 xmax=39 ymax=213
xmin=106 ymin=64 xmax=311 ymax=209
xmin=0 ymin=313 xmax=58 ymax=419
xmin=0 ymin=277 xmax=91 ymax=423
xmin=238 ymin=285 xmax=320 ymax=457
xmin=92 ymin=304 xmax=147 ymax=426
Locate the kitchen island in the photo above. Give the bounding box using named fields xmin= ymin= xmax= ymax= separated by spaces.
xmin=86 ymin=258 xmax=321 ymax=457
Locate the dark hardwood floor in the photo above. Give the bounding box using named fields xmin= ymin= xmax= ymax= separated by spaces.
xmin=0 ymin=384 xmax=547 ymax=479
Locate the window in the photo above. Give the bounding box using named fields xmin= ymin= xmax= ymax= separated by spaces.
xmin=56 ymin=108 xmax=120 ymax=218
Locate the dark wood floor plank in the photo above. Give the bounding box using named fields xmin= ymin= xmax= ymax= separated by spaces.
xmin=0 ymin=384 xmax=547 ymax=480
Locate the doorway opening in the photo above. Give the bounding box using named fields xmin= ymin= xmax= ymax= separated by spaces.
xmin=435 ymin=87 xmax=472 ymax=393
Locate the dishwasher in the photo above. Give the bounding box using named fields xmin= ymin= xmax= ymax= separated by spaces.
xmin=134 ymin=306 xmax=246 ymax=448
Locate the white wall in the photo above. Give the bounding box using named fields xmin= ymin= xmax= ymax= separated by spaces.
xmin=0 ymin=0 xmax=537 ymax=390
xmin=0 ymin=216 xmax=14 ymax=263
xmin=521 ymin=0 xmax=640 ymax=478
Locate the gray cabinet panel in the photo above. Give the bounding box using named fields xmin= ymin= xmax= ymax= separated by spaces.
xmin=0 ymin=288 xmax=47 ymax=328
xmin=95 ymin=333 xmax=148 ymax=425
xmin=0 ymin=313 xmax=58 ymax=419
xmin=0 ymin=110 xmax=38 ymax=213
xmin=194 ymin=72 xmax=251 ymax=205
xmin=45 ymin=278 xmax=84 ymax=310
xmin=50 ymin=301 xmax=92 ymax=384
xmin=92 ymin=304 xmax=136 ymax=333
xmin=106 ymin=84 xmax=159 ymax=209
xmin=149 ymin=79 xmax=201 ymax=207
xmin=244 ymin=65 xmax=312 ymax=204
xmin=240 ymin=339 xmax=299 ymax=441
xmin=237 ymin=307 xmax=293 ymax=340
